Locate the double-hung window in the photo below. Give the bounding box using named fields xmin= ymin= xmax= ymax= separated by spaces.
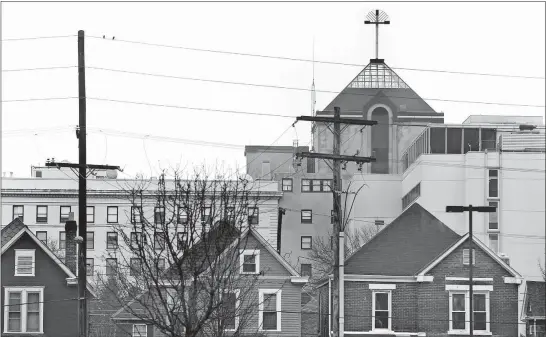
xmin=107 ymin=232 xmax=118 ymax=250
xmin=130 ymin=232 xmax=146 ymax=249
xmin=154 ymin=232 xmax=165 ymax=250
xmin=36 ymin=206 xmax=47 ymax=223
xmin=301 ymin=236 xmax=312 ymax=250
xmin=59 ymin=232 xmax=66 ymax=249
xmin=301 ymin=210 xmax=312 ymax=224
xmin=177 ymin=206 xmax=188 ymax=225
xmin=60 ymin=206 xmax=71 ymax=223
xmin=448 ymin=288 xmax=490 ymax=333
xmin=259 ymin=289 xmax=281 ymax=331
xmin=87 ymin=232 xmax=95 ymax=250
xmin=35 ymin=231 xmax=47 ymax=243
xmin=154 ymin=206 xmax=165 ymax=225
xmin=86 ymin=258 xmax=94 ymax=276
xmin=282 ymin=178 xmax=293 ymax=192
xmin=14 ymin=250 xmax=35 ymax=276
xmin=4 ymin=287 xmax=44 ymax=333
xmin=488 ymin=201 xmax=499 ymax=230
xmin=87 ymin=206 xmax=95 ymax=224
xmin=131 ymin=206 xmax=142 ymax=224
xmin=369 ymin=285 xmax=393 ymax=331
xmin=240 ymin=250 xmax=260 ymax=274
xmin=222 ymin=290 xmax=239 ymax=331
xmin=248 ymin=207 xmax=259 ymax=225
xmin=13 ymin=205 xmax=24 ymax=221
xmin=132 ymin=324 xmax=147 ymax=337
xmin=488 ymin=169 xmax=498 ymax=198
xmin=463 ymin=249 xmax=476 ymax=265
xmin=107 ymin=206 xmax=118 ymax=223
xmin=201 ymin=206 xmax=212 ymax=224
xmin=106 ymin=258 xmax=117 ymax=276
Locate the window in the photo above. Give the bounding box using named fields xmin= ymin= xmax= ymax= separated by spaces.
xmin=307 ymin=158 xmax=316 ymax=173
xmin=259 ymin=290 xmax=281 ymax=331
xmin=248 ymin=207 xmax=259 ymax=225
xmin=488 ymin=201 xmax=499 ymax=230
xmin=131 ymin=206 xmax=142 ymax=224
xmin=488 ymin=169 xmax=498 ymax=198
xmin=261 ymin=161 xmax=271 ymax=179
xmin=446 ymin=128 xmax=462 ymax=154
xmin=177 ymin=232 xmax=187 ymax=250
xmin=3 ymin=287 xmax=44 ymax=333
xmin=301 ymin=210 xmax=312 ymax=224
xmin=106 ymin=258 xmax=117 ymax=276
xmin=240 ymin=250 xmax=260 ymax=274
xmin=86 ymin=259 xmax=94 ymax=276
xmin=107 ymin=206 xmax=118 ymax=223
xmin=35 ymin=171 xmax=42 ymax=178
xmin=15 ymin=250 xmax=35 ymax=276
xmin=154 ymin=232 xmax=165 ymax=250
xmin=375 ymin=220 xmax=385 ymax=227
xmin=222 ymin=291 xmax=238 ymax=330
xmin=13 ymin=205 xmax=24 ymax=221
xmin=463 ymin=249 xmax=476 ymax=265
xmin=36 ymin=206 xmax=47 ymax=223
xmin=107 ymin=232 xmax=118 ymax=250
xmin=35 ymin=231 xmax=47 ymax=243
xmin=302 ymin=179 xmax=311 ymax=192
xmin=282 ymin=178 xmax=293 ymax=192
xmin=463 ymin=128 xmax=479 ymax=153
xmin=224 ymin=207 xmax=236 ymax=222
xmin=130 ymin=258 xmax=141 ymax=276
xmin=301 ymin=236 xmax=312 ymax=250
xmin=481 ymin=128 xmax=497 ymax=151
xmin=301 ymin=264 xmax=312 ymax=277
xmin=157 ymin=258 xmax=165 ymax=271
xmin=87 ymin=206 xmax=95 ymax=224
xmin=430 ymin=127 xmax=446 ymax=154
xmin=301 ymin=179 xmax=332 ymax=192
xmin=132 ymin=324 xmax=147 ymax=337
xmin=448 ymin=291 xmax=490 ymax=333
xmin=60 ymin=206 xmax=71 ymax=223
xmin=59 ymin=232 xmax=66 ymax=249
xmin=372 ymin=291 xmax=391 ymax=330
xmin=87 ymin=232 xmax=95 ymax=250
xmin=201 ymin=206 xmax=212 ymax=223
xmin=177 ymin=206 xmax=188 ymax=225
xmin=489 ymin=234 xmax=499 ymax=254
xmin=130 ymin=232 xmax=146 ymax=249
xmin=154 ymin=206 xmax=165 ymax=224
xmin=402 ymin=183 xmax=421 ymax=209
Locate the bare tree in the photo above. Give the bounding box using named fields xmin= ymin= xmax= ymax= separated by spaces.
xmin=539 ymin=260 xmax=546 ymax=281
xmin=45 ymin=238 xmax=65 ymax=261
xmin=97 ymin=166 xmax=283 ymax=337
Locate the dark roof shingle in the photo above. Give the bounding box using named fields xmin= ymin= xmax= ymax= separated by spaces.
xmin=344 ymin=203 xmax=461 ymax=276
xmin=1 ymin=218 xmax=26 ymax=248
xmin=525 ymin=281 xmax=546 ymax=318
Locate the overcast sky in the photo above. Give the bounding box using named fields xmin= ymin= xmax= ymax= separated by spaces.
xmin=2 ymin=2 xmax=545 ymax=178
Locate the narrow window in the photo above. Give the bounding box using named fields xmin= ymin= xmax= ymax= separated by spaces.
xmin=59 ymin=232 xmax=66 ymax=249
xmin=130 ymin=258 xmax=141 ymax=276
xmin=301 ymin=236 xmax=312 ymax=250
xmin=13 ymin=205 xmax=24 ymax=221
xmin=451 ymin=293 xmax=466 ymax=330
xmin=177 ymin=232 xmax=187 ymax=250
xmin=488 ymin=169 xmax=498 ymax=198
xmin=373 ymin=292 xmax=390 ymax=330
xmin=222 ymin=291 xmax=238 ymax=330
xmin=473 ymin=294 xmax=487 ymax=331
xmin=201 ymin=206 xmax=211 ymax=224
xmin=248 ymin=207 xmax=259 ymax=225
xmin=177 ymin=206 xmax=188 ymax=225
xmin=430 ymin=127 xmax=446 ymax=154
xmin=488 ymin=201 xmax=499 ymax=230
xmin=463 ymin=249 xmax=476 ymax=265
xmin=446 ymin=128 xmax=463 ymax=154
xmin=282 ymin=178 xmax=293 ymax=192
xmin=7 ymin=291 xmax=22 ymax=332
xmin=15 ymin=250 xmax=35 ymax=276
xmin=463 ymin=128 xmax=479 ymax=153
xmin=107 ymin=206 xmax=118 ymax=223
xmin=312 ymin=179 xmax=321 ymax=192
xmin=488 ymin=234 xmax=499 ymax=254
xmin=36 ymin=206 xmax=48 ymax=223
xmin=106 ymin=232 xmax=118 ymax=250
xmin=260 ymin=291 xmax=281 ymax=331
xmin=87 ymin=232 xmax=95 ymax=250
xmin=131 ymin=206 xmax=142 ymax=224
xmin=301 ymin=179 xmax=311 ymax=192
xmin=154 ymin=232 xmax=165 ymax=250
xmin=60 ymin=206 xmax=71 ymax=223
xmin=87 ymin=206 xmax=95 ymax=224
xmin=86 ymin=258 xmax=94 ymax=276
xmin=301 ymin=264 xmax=312 ymax=277
xmin=35 ymin=231 xmax=47 ymax=243
xmin=301 ymin=210 xmax=313 ymax=224
xmin=106 ymin=258 xmax=117 ymax=276
xmin=154 ymin=206 xmax=165 ymax=225
xmin=481 ymin=128 xmax=497 ymax=151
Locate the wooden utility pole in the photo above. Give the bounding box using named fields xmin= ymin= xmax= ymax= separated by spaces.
xmin=446 ymin=205 xmax=496 ymax=337
xmin=45 ymin=30 xmax=120 ymax=337
xmin=296 ymin=107 xmax=376 ymax=337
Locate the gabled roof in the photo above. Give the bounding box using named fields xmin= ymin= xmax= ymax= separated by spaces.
xmin=344 ymin=203 xmax=461 ymax=276
xmin=523 ymin=281 xmax=545 ymax=319
xmin=417 ymin=233 xmax=521 ymax=277
xmin=347 ymin=61 xmax=409 ymax=89
xmin=1 ymin=218 xmax=96 ymax=297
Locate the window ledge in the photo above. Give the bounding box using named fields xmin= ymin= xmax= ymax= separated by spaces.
xmin=448 ymin=331 xmax=491 ymax=336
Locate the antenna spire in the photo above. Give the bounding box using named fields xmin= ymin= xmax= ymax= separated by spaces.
xmin=364 ymin=9 xmax=390 ymax=60
xmin=311 ymin=37 xmax=317 ymax=151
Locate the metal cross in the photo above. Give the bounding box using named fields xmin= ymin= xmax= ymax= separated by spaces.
xmin=364 ymin=10 xmax=390 ymax=59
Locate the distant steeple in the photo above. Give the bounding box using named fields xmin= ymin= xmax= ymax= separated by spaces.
xmin=364 ymin=9 xmax=390 ymax=60
xmin=310 ymin=37 xmax=317 ymax=151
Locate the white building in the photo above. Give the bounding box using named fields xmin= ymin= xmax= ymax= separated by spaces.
xmin=346 ymin=115 xmax=546 ymax=282
xmin=1 ymin=167 xmax=283 ymax=276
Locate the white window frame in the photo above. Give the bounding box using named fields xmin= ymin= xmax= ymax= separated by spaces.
xmin=463 ymin=249 xmax=476 ymax=265
xmin=222 ymin=289 xmax=240 ymax=331
xmin=488 ymin=234 xmax=499 ymax=254
xmin=372 ymin=290 xmax=392 ymax=331
xmin=259 ymin=289 xmax=281 ymax=332
xmin=487 ymin=200 xmax=499 ymax=231
xmin=282 ymin=178 xmax=293 ymax=192
xmin=107 ymin=206 xmax=119 ymax=224
xmin=3 ymin=286 xmax=44 ymax=334
xmin=14 ymin=249 xmax=36 ymax=277
xmin=488 ymin=169 xmax=499 ymax=198
xmin=132 ymin=324 xmax=147 ymax=337
xmin=448 ymin=290 xmax=491 ymax=334
xmin=240 ymin=249 xmax=260 ymax=275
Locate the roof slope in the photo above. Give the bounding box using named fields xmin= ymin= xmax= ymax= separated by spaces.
xmin=524 ymin=281 xmax=546 ymax=318
xmin=344 ymin=203 xmax=461 ymax=276
xmin=1 ymin=217 xmax=26 ymax=246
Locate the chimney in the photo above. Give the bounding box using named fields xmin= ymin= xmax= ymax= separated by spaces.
xmin=499 ymin=253 xmax=510 ymax=266
xmin=64 ymin=212 xmax=78 ymax=274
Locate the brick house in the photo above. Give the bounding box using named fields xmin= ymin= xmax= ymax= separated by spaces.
xmin=317 ymin=203 xmax=523 ymax=337
xmin=522 ymin=281 xmax=545 ymax=337
xmin=1 ymin=218 xmax=95 ymax=336
xmin=111 ymin=226 xmax=308 ymax=336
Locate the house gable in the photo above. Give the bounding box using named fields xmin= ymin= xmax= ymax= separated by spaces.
xmin=344 ymin=203 xmax=460 ymax=276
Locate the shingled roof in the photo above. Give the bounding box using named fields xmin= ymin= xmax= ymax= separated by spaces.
xmin=524 ymin=281 xmax=546 ymax=319
xmin=344 ymin=203 xmax=461 ymax=276
xmin=1 ymin=217 xmax=26 ymax=247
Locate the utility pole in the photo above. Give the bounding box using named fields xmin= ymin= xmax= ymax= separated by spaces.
xmin=44 ymin=30 xmax=121 ymax=337
xmin=446 ymin=204 xmax=496 ymax=337
xmin=296 ymin=107 xmax=376 ymax=337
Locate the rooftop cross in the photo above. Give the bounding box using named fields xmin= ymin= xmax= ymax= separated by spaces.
xmin=364 ymin=9 xmax=390 ymax=60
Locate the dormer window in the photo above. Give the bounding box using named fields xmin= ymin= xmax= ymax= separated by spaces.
xmin=15 ymin=249 xmax=35 ymax=276
xmin=240 ymin=250 xmax=260 ymax=274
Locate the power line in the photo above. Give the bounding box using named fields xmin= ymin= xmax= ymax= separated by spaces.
xmin=2 ymin=96 xmax=78 ymax=103
xmin=85 ymin=66 xmax=545 ymax=108
xmin=2 ymin=66 xmax=77 ymax=72
xmin=85 ymin=35 xmax=545 ymax=80
xmin=1 ymin=35 xmax=76 ymax=42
